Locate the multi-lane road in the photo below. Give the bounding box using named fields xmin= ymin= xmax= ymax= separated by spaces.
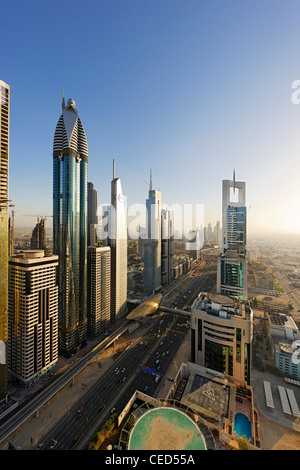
xmin=39 ymin=314 xmax=188 ymax=450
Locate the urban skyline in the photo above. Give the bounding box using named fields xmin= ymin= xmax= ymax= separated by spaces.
xmin=3 ymin=0 xmax=300 ymax=236
xmin=2 ymin=0 xmax=300 ymax=453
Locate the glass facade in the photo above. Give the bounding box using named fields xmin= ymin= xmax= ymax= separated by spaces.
xmin=53 ymin=100 xmax=88 ymax=355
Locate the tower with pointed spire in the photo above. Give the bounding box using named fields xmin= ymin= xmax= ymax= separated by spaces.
xmin=108 ymin=159 xmax=127 ymax=322
xmin=53 ymin=97 xmax=88 ymax=355
xmin=143 ymin=170 xmax=162 ymax=294
xmin=217 ymin=171 xmax=247 ymax=299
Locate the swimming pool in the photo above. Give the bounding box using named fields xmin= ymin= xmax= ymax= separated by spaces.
xmin=234 ymin=413 xmax=252 ymax=440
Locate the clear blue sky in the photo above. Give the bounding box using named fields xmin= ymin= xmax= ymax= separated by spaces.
xmin=3 ymin=0 xmax=300 ymax=235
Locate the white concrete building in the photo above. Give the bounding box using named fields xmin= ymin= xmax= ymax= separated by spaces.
xmin=8 ymin=250 xmax=59 ymax=386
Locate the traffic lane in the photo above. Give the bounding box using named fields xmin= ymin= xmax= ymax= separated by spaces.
xmin=41 ymin=314 xmax=176 ymax=449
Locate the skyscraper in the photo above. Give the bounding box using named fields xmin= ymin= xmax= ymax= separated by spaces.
xmin=30 ymin=217 xmax=47 ymax=251
xmin=161 ymin=209 xmax=174 ymax=286
xmin=217 ymin=172 xmax=247 ymax=299
xmin=0 ymin=79 xmax=10 ymax=404
xmin=87 ymin=246 xmax=111 ymax=337
xmin=87 ymin=181 xmax=98 ymax=246
xmin=8 ymin=250 xmax=59 ymax=385
xmin=108 ymin=160 xmax=127 ymax=323
xmin=53 ymin=97 xmax=88 ymax=355
xmin=143 ymin=172 xmax=162 ymax=294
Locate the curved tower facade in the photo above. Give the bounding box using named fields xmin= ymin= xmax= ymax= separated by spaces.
xmin=53 ymin=98 xmax=88 ymax=355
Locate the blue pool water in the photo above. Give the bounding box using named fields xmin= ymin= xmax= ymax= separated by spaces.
xmin=234 ymin=413 xmax=252 ymax=440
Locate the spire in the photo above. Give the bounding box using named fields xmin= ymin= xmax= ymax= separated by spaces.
xmin=62 ymin=87 xmax=65 ymax=111
xmin=113 ymin=159 xmax=115 ymax=179
xmin=150 ymin=168 xmax=152 ymax=190
xmin=233 ymin=169 xmax=236 ymax=193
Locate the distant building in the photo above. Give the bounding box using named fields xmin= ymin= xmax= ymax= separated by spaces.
xmin=8 ymin=250 xmax=59 ymax=386
xmin=87 ymin=246 xmax=111 ymax=337
xmin=87 ymin=182 xmax=98 ymax=246
xmin=143 ymin=173 xmax=162 ymax=294
xmin=185 ymin=229 xmax=201 ymax=260
xmin=0 ymin=79 xmax=10 ymax=403
xmin=161 ymin=209 xmax=174 ymax=286
xmin=217 ymin=173 xmax=247 ymax=299
xmin=30 ymin=218 xmax=47 ymax=250
xmin=191 ymin=292 xmax=253 ymax=385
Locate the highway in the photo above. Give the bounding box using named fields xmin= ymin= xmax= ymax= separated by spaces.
xmin=39 ymin=313 xmax=188 ymax=450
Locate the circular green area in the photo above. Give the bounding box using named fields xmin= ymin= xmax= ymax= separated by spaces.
xmin=128 ymin=407 xmax=206 ymax=450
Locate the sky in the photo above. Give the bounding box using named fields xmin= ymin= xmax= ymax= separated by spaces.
xmin=3 ymin=0 xmax=300 ymax=236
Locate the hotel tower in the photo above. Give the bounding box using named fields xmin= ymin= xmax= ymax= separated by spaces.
xmin=53 ymin=97 xmax=88 ymax=355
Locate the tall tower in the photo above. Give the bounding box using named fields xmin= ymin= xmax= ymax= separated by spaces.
xmin=217 ymin=172 xmax=247 ymax=299
xmin=109 ymin=160 xmax=127 ymax=323
xmin=161 ymin=209 xmax=174 ymax=286
xmin=0 ymin=80 xmax=10 ymax=403
xmin=53 ymin=97 xmax=88 ymax=356
xmin=87 ymin=246 xmax=111 ymax=337
xmin=143 ymin=172 xmax=162 ymax=294
xmin=87 ymin=181 xmax=98 ymax=246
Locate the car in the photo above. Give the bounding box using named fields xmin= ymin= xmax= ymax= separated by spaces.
xmin=50 ymin=439 xmax=58 ymax=450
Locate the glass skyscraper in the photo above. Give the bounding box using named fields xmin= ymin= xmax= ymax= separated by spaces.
xmin=53 ymin=98 xmax=88 ymax=356
xmin=0 ymin=80 xmax=10 ymax=403
xmin=217 ymin=174 xmax=248 ymax=299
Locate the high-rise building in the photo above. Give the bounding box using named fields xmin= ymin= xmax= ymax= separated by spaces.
xmin=0 ymin=79 xmax=10 ymax=404
xmin=161 ymin=209 xmax=174 ymax=286
xmin=8 ymin=250 xmax=59 ymax=386
xmin=87 ymin=181 xmax=98 ymax=246
xmin=143 ymin=173 xmax=162 ymax=294
xmin=87 ymin=246 xmax=111 ymax=337
xmin=53 ymin=97 xmax=88 ymax=355
xmin=108 ymin=160 xmax=127 ymax=323
xmin=191 ymin=292 xmax=253 ymax=385
xmin=30 ymin=217 xmax=47 ymax=251
xmin=217 ymin=173 xmax=247 ymax=299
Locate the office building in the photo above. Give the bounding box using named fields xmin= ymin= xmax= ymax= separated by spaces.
xmin=87 ymin=181 xmax=98 ymax=246
xmin=108 ymin=160 xmax=127 ymax=322
xmin=161 ymin=209 xmax=174 ymax=286
xmin=217 ymin=173 xmax=247 ymax=299
xmin=8 ymin=250 xmax=59 ymax=386
xmin=87 ymin=246 xmax=111 ymax=337
xmin=143 ymin=173 xmax=162 ymax=294
xmin=191 ymin=292 xmax=253 ymax=385
xmin=0 ymin=80 xmax=10 ymax=403
xmin=30 ymin=217 xmax=47 ymax=251
xmin=53 ymin=97 xmax=88 ymax=355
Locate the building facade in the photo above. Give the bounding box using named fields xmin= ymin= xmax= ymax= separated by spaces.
xmin=217 ymin=174 xmax=247 ymax=299
xmin=87 ymin=181 xmax=98 ymax=246
xmin=0 ymin=80 xmax=10 ymax=403
xmin=87 ymin=246 xmax=111 ymax=337
xmin=108 ymin=161 xmax=127 ymax=322
xmin=53 ymin=98 xmax=88 ymax=355
xmin=191 ymin=292 xmax=253 ymax=385
xmin=143 ymin=182 xmax=162 ymax=294
xmin=8 ymin=250 xmax=59 ymax=386
xmin=30 ymin=217 xmax=47 ymax=251
xmin=161 ymin=209 xmax=174 ymax=286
